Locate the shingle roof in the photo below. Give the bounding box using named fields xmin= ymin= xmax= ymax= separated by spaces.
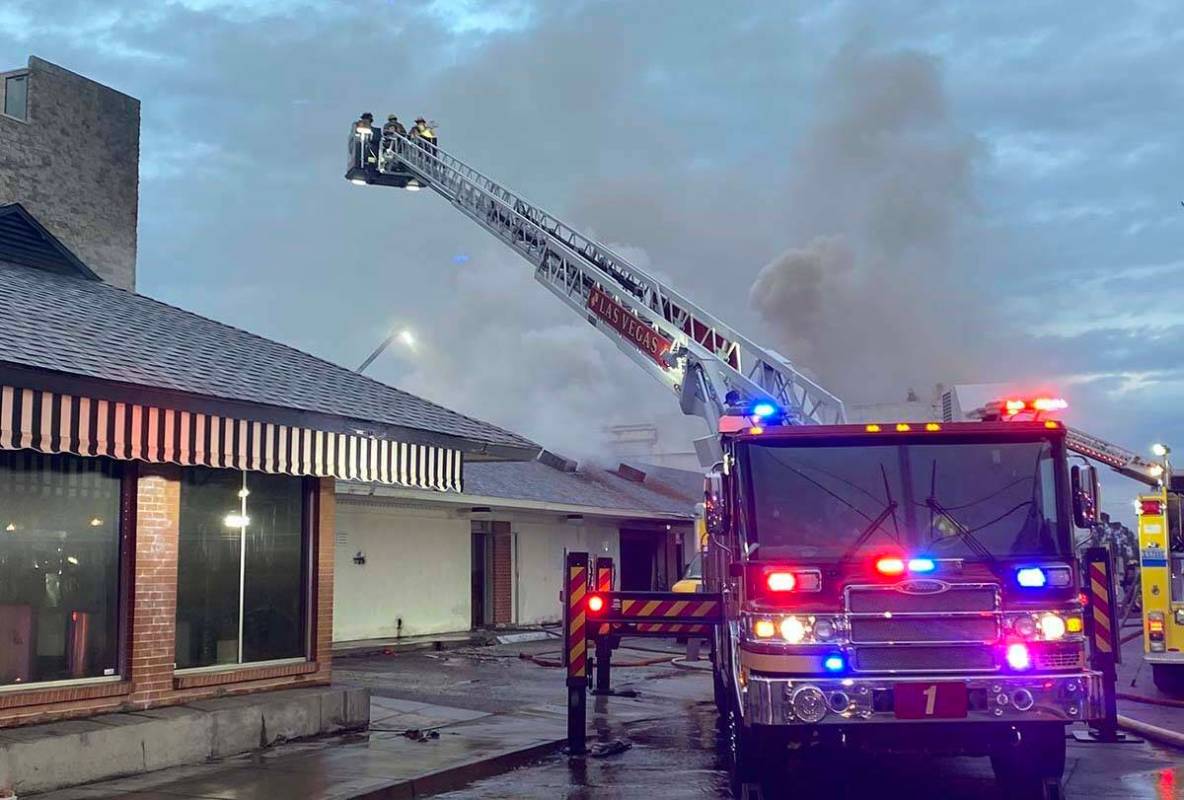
xmin=461 ymin=459 xmax=700 ymax=518
xmin=0 ymin=258 xmax=538 ymax=456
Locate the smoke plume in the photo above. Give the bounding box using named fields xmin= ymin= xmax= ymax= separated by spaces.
xmin=751 ymin=44 xmax=988 ymax=403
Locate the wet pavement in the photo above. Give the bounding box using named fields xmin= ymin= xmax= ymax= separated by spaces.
xmin=32 ymin=637 xmax=1184 ymax=799
xmin=1120 ymin=627 xmax=1184 ymax=735
xmin=435 ymin=696 xmax=1184 ymax=800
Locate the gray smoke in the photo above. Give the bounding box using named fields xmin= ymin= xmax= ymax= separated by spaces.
xmin=399 ymin=243 xmax=675 ymax=461
xmin=751 ymin=44 xmax=989 ymax=403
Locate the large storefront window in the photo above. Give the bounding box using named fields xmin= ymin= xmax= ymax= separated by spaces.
xmin=175 ymin=468 xmax=307 ymax=669
xmin=0 ymin=452 xmax=122 ymax=686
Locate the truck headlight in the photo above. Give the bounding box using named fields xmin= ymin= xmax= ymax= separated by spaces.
xmin=780 ymin=616 xmax=807 ymax=644
xmin=1040 ymin=613 xmax=1066 ymax=641
xmin=813 ymin=618 xmax=836 ymax=641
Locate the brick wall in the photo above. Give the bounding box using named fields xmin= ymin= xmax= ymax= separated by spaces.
xmin=492 ymin=525 xmax=512 ymax=625
xmin=0 ymin=472 xmax=334 ymax=728
xmin=0 ymin=56 xmax=138 ymax=289
xmin=127 ymin=465 xmax=180 ymax=708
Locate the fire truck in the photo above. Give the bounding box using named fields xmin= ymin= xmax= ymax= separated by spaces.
xmin=345 ymin=126 xmax=1127 ymax=791
xmin=703 ymin=400 xmax=1101 ymax=790
xmin=1136 ymin=479 xmax=1184 ymax=693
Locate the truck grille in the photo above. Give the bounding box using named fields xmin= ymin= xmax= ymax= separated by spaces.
xmin=1034 ymin=643 xmax=1083 ymax=670
xmin=846 ymin=582 xmax=1001 ymax=673
xmin=853 ymin=645 xmax=997 ymax=673
xmin=850 ymin=616 xmax=998 ymax=644
xmin=847 ymin=584 xmax=997 ymax=614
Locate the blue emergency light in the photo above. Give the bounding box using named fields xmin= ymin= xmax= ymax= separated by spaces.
xmin=822 ymin=654 xmax=845 ymax=673
xmin=751 ymin=402 xmax=779 ymax=419
xmin=1016 ymin=567 xmax=1048 ymax=588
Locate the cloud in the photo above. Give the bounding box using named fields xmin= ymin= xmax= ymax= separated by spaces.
xmin=2 ymin=0 xmax=1182 ymax=516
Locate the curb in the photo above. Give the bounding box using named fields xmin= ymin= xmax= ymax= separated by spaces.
xmin=1118 ymin=714 xmax=1184 ymax=750
xmin=347 ymin=737 xmax=564 ymax=799
xmin=670 ymin=657 xmax=711 ymax=672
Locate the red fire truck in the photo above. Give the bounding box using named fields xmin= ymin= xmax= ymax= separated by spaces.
xmin=704 ymin=403 xmax=1101 ymax=791
xmin=346 ymin=129 xmax=1111 ymax=793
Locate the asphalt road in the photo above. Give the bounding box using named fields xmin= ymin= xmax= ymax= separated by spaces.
xmin=337 ymin=638 xmax=1184 ymax=800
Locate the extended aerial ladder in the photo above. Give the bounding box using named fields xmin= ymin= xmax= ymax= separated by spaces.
xmin=348 ymin=129 xmax=844 ymax=464
xmin=346 ymin=128 xmax=1165 ymax=484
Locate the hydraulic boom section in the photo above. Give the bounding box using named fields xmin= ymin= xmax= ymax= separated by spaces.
xmin=348 ymin=129 xmax=846 ymax=440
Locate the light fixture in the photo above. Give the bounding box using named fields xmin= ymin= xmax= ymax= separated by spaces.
xmin=398 ymin=330 xmax=415 ymax=347
xmin=766 ymin=572 xmax=797 ymax=592
xmin=1152 ymin=443 xmax=1170 ymax=458
xmin=350 ymin=178 xmax=367 ymax=186
xmin=1040 ymin=613 xmax=1066 ymax=641
xmin=237 ymin=488 xmax=250 ymax=499
xmin=1006 ymin=642 xmax=1032 ymax=671
xmin=1016 ymin=567 xmax=1048 ymax=588
xmin=223 ymin=513 xmax=250 ymax=528
xmin=751 ymin=402 xmax=778 ymax=419
xmin=89 ymin=517 xmax=103 ymax=527
xmin=66 ymin=556 xmax=79 ymax=566
xmin=4 ymin=522 xmax=14 ymax=532
xmin=1150 ymin=464 xmax=1166 ymax=479
xmin=405 ymin=180 xmax=421 ymax=192
xmin=779 ymin=616 xmax=807 ymax=644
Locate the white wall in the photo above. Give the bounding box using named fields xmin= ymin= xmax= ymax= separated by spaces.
xmin=333 ymin=499 xmax=470 ymax=641
xmin=333 ymin=496 xmax=628 ymax=639
xmin=513 ymin=517 xmax=620 ymax=626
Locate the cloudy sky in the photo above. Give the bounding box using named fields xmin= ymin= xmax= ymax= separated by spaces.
xmin=3 ymin=0 xmax=1182 ymax=518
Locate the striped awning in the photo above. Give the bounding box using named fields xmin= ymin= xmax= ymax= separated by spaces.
xmin=0 ymin=385 xmax=462 ymax=491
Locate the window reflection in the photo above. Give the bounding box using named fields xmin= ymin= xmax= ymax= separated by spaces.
xmin=0 ymin=452 xmax=122 ymax=686
xmin=176 ymin=467 xmax=307 ymax=669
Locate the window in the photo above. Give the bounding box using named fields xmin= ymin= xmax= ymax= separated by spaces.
xmin=4 ymin=74 xmax=28 ymax=121
xmin=175 ymin=468 xmax=308 ymax=669
xmin=0 ymin=452 xmax=123 ymax=687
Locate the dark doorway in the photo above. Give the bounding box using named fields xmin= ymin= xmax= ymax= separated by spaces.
xmin=620 ymin=530 xmax=661 ymax=591
xmin=471 ymin=528 xmax=492 ymax=629
xmin=472 ymin=520 xmax=513 ymax=628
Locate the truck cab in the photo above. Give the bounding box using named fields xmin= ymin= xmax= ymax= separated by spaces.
xmin=706 ymin=413 xmax=1101 ymax=791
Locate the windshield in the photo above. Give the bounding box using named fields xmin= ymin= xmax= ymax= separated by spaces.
xmin=682 ymin=553 xmax=703 ymax=581
xmin=740 ymin=437 xmax=1066 ymax=560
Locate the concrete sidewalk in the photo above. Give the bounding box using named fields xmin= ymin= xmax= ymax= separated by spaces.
xmin=32 ymin=643 xmax=694 ymax=800
xmin=30 ymin=697 xmax=564 ymax=799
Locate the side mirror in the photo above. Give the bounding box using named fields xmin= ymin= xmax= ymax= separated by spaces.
xmin=704 ymin=471 xmax=727 ymax=536
xmin=1071 ymin=465 xmax=1100 ymax=528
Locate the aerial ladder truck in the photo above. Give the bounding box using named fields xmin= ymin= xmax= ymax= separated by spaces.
xmin=346 ymin=125 xmax=1151 ymax=793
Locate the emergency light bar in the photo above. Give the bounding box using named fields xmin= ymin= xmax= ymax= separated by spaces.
xmin=975 ymin=396 xmax=1068 ymax=422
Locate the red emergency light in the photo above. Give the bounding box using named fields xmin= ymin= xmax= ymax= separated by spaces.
xmin=1140 ymin=499 xmax=1165 ymax=516
xmin=1002 ymin=397 xmax=1067 ymax=417
xmin=766 ymin=572 xmax=797 ymax=592
xmin=587 ymin=594 xmax=605 ymax=614
xmin=875 ymin=556 xmax=906 ymax=576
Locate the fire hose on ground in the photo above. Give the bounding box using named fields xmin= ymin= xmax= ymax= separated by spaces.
xmin=522 ymin=650 xmax=675 ymax=668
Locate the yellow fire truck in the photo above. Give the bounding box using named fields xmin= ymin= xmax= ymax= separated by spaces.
xmin=1137 ymin=483 xmax=1184 ymax=693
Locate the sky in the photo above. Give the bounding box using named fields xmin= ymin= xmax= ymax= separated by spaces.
xmin=2 ymin=0 xmax=1182 ymax=521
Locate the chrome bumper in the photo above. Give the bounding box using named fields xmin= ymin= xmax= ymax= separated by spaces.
xmin=743 ymin=671 xmax=1103 ymax=726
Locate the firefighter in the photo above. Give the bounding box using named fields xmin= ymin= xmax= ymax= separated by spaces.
xmin=354 ymin=112 xmax=380 ymax=168
xmin=382 ymin=114 xmax=407 ymax=156
xmin=413 ymin=117 xmax=437 ymax=157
